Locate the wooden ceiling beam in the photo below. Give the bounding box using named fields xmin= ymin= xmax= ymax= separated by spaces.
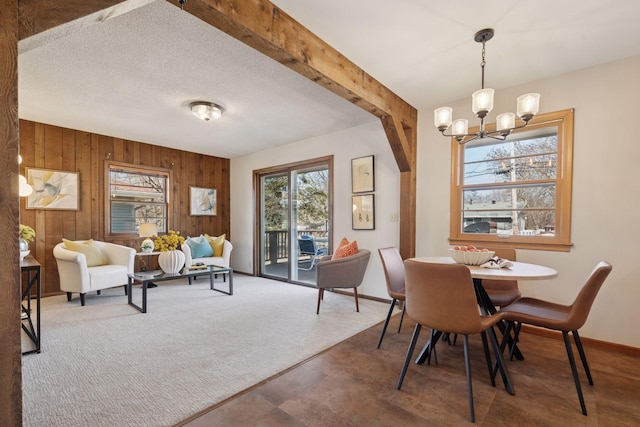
xmin=178 ymin=0 xmax=417 ymax=130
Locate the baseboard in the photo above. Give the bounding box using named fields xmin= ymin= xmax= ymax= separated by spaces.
xmin=521 ymin=324 xmax=640 ymax=357
xmin=330 ymin=288 xmax=390 ymax=304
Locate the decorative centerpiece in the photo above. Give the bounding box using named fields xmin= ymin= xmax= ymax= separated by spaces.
xmin=154 ymin=230 xmax=186 ymax=273
xmin=19 ymin=224 xmax=35 ymax=261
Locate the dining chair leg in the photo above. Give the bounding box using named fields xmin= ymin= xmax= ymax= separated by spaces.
xmin=562 ymin=331 xmax=587 ymax=415
xmin=462 ymin=335 xmax=475 ymax=423
xmin=377 ymin=299 xmax=397 ymax=348
xmin=316 ymin=289 xmax=323 ymax=314
xmin=509 ymin=322 xmax=522 ymax=361
xmin=572 ymin=330 xmax=593 ymax=385
xmin=397 ymin=324 xmax=421 ymax=390
xmin=397 ymin=301 xmax=406 ymax=332
xmin=488 ymin=326 xmax=514 ymax=395
xmin=353 ymin=287 xmax=359 ymax=312
xmin=480 ymin=331 xmax=495 ymax=387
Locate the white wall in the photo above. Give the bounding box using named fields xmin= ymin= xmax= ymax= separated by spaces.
xmin=230 ymin=120 xmax=400 ymax=299
xmin=418 ymin=54 xmax=640 ymax=347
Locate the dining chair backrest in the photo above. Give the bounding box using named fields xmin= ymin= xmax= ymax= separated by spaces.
xmin=404 ymin=260 xmax=487 ymax=335
xmin=565 ymin=261 xmax=612 ymax=330
xmin=482 ymin=247 xmax=517 ymax=292
xmin=378 ymin=247 xmax=405 ymax=299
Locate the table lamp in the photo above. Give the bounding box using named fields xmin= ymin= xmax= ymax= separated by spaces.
xmin=139 ymin=223 xmax=157 ymax=253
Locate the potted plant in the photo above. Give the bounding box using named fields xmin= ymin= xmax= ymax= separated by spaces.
xmin=19 ymin=224 xmax=35 ymax=260
xmin=154 ymin=230 xmax=186 ymax=273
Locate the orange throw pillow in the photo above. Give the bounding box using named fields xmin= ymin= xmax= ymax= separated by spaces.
xmin=336 ymin=237 xmax=349 ymax=249
xmin=332 ymin=240 xmax=359 ymax=259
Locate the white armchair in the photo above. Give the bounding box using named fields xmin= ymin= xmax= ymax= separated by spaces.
xmin=53 ymin=240 xmax=136 ymax=306
xmin=182 ymin=239 xmax=233 ymax=268
xmin=182 ymin=239 xmax=232 ymax=284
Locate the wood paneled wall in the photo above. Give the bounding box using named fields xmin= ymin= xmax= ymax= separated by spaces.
xmin=19 ymin=120 xmax=231 ymax=296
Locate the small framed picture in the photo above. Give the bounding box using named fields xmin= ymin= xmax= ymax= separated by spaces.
xmin=190 ymin=186 xmax=217 ymax=216
xmin=351 ymin=155 xmax=374 ymax=193
xmin=26 ymin=168 xmax=79 ymax=210
xmin=352 ymin=194 xmax=375 ymax=230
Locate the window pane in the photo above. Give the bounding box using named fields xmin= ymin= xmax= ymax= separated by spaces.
xmin=462 ymin=209 xmax=555 ymax=236
xmin=464 ymin=129 xmax=558 ymax=185
xmin=108 ymin=166 xmax=168 ymax=235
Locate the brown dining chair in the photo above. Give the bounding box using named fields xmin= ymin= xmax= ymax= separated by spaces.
xmin=483 ymin=247 xmax=520 ymax=307
xmin=499 ymin=261 xmax=612 ymax=416
xmin=397 ymin=260 xmax=513 ymax=423
xmin=377 ymin=247 xmax=406 ymax=348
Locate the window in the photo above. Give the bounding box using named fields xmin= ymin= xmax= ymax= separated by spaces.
xmin=450 ymin=109 xmax=574 ymax=251
xmin=106 ymin=162 xmax=170 ymax=235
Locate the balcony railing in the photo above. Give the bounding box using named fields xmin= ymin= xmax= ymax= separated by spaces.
xmin=264 ymin=229 xmax=328 ymax=264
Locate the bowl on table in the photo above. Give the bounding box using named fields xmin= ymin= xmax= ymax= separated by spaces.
xmin=449 ymin=248 xmax=495 ymax=266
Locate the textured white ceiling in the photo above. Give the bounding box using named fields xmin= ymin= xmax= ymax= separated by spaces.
xmin=18 ymin=0 xmax=640 ymax=159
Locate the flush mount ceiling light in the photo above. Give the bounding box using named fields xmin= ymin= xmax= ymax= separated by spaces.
xmin=434 ymin=28 xmax=540 ymax=144
xmin=190 ymin=101 xmax=224 ymax=121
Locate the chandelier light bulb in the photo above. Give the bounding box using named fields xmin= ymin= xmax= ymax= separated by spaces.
xmin=517 ymin=93 xmax=540 ymax=121
xmin=452 ymin=119 xmax=469 ymax=136
xmin=496 ymin=113 xmax=515 ymax=132
xmin=472 ymin=88 xmax=494 ymax=118
xmin=434 ymin=107 xmax=453 ymax=131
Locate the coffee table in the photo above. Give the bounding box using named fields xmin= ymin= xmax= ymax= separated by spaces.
xmin=127 ymin=265 xmax=233 ymax=313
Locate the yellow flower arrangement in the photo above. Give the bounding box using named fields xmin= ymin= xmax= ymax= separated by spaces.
xmin=20 ymin=224 xmax=36 ymax=243
xmin=153 ymin=230 xmax=185 ymax=252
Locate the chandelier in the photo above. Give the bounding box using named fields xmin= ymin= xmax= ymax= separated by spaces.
xmin=434 ymin=28 xmax=540 ymax=144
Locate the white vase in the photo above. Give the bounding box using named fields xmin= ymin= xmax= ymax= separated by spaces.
xmin=19 ymin=238 xmax=30 ymax=261
xmin=158 ymin=250 xmax=185 ymax=274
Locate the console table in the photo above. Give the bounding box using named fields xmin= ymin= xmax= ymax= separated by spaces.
xmin=21 ymin=256 xmax=41 ymax=355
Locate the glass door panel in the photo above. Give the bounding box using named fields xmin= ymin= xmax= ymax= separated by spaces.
xmin=258 ymin=160 xmax=331 ymax=286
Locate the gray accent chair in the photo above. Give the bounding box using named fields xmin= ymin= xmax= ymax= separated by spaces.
xmin=315 ymin=249 xmax=371 ymax=314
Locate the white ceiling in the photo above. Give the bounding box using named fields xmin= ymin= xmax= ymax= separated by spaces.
xmin=18 ymin=0 xmax=640 ymax=158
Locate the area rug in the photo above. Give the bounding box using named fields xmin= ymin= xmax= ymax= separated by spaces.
xmin=21 ymin=275 xmax=389 ymax=426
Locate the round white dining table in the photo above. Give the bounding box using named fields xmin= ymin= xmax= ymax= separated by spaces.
xmin=410 ymin=256 xmax=558 ymax=281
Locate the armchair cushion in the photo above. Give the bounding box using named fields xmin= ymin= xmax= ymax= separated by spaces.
xmin=332 ymin=239 xmax=359 ymax=260
xmin=62 ymin=238 xmax=107 ymax=267
xmin=205 ymin=233 xmax=226 ymax=257
xmin=186 ymin=236 xmax=214 ymax=258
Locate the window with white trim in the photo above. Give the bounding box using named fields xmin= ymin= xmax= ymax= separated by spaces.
xmin=450 ymin=109 xmax=574 ymax=251
xmin=107 ymin=162 xmax=169 ymax=235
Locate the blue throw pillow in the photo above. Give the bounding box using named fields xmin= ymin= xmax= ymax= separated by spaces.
xmin=187 ymin=236 xmax=214 ymax=258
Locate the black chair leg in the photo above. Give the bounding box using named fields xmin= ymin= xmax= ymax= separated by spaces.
xmin=377 ymin=299 xmax=397 ymax=349
xmin=123 ymin=285 xmax=128 ymax=296
xmin=462 ymin=335 xmax=475 ymax=423
xmin=80 ymin=293 xmax=86 ymax=306
xmin=397 ymin=324 xmax=421 ymax=390
xmin=488 ymin=326 xmax=514 ymax=395
xmin=509 ymin=322 xmax=522 ymax=361
xmin=562 ymin=331 xmax=587 ymax=415
xmin=572 ymin=330 xmax=593 ymax=385
xmin=397 ymin=301 xmax=406 ymax=333
xmin=96 ymin=290 xmax=101 ymax=295
xmin=480 ymin=331 xmax=495 ymax=386
xmin=316 ymin=289 xmax=324 ymax=314
xmin=66 ymin=292 xmax=72 ymax=302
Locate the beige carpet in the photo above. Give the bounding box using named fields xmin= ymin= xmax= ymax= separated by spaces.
xmin=21 ymin=275 xmax=389 ymax=426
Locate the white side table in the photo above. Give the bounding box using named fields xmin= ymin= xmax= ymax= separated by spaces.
xmin=136 ymin=251 xmax=162 ymax=287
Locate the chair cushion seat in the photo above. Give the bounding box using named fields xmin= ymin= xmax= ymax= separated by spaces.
xmin=500 ymin=297 xmax=572 ymax=330
xmin=88 ymin=265 xmax=129 ymax=291
xmin=486 ymin=288 xmax=521 ymax=307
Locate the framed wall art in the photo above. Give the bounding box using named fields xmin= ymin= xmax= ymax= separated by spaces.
xmin=190 ymin=186 xmax=217 ymax=216
xmin=352 ymin=194 xmax=375 ymax=230
xmin=351 ymin=155 xmax=374 ymax=193
xmin=26 ymin=168 xmax=79 ymax=210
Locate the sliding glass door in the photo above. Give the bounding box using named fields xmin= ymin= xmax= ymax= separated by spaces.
xmin=257 ymin=157 xmax=332 ymax=285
